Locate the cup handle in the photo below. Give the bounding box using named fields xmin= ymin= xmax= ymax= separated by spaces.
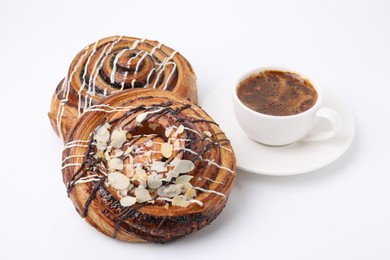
xmin=302 ymin=107 xmax=342 ymax=142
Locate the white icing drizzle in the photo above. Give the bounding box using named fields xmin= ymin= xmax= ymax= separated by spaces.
xmin=203 ymin=159 xmax=235 ymax=174
xmin=74 ymin=174 xmax=101 ymax=185
xmin=121 ymin=49 xmax=144 ymax=90
xmin=110 ymin=48 xmax=128 ymax=84
xmin=135 ymin=107 xmax=164 ymax=123
xmin=193 ymin=186 xmax=226 ymax=199
xmin=204 ymin=177 xmax=224 ymax=185
xmin=218 ymin=145 xmax=233 ymax=153
xmin=187 ymin=114 xmax=204 ymax=120
xmin=55 ymin=38 xmax=181 ymax=140
xmin=64 ymin=140 xmax=90 ymax=149
xmin=152 ymin=51 xmax=177 ymax=89
xmin=109 ymin=40 xmax=141 ymax=91
xmin=61 ymin=154 xmax=85 ymax=164
xmin=83 ymin=104 xmax=135 ymax=114
xmin=91 ymin=36 xmax=123 ymax=95
xmin=56 ymin=48 xmax=89 ymax=140
xmin=87 ymin=44 xmax=110 ymax=94
xmin=61 ymin=163 xmax=82 ymax=170
xmin=78 ymin=40 xmax=100 ymax=115
xmin=156 ymin=197 xmax=204 ymax=207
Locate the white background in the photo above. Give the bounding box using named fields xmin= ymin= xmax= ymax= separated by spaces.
xmin=1 ymin=0 xmax=389 ymax=259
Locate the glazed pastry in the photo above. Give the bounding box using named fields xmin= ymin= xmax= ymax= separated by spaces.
xmin=62 ymin=89 xmax=236 ymax=243
xmin=48 ymin=36 xmax=197 ymax=141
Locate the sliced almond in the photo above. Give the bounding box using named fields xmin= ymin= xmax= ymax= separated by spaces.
xmin=164 ymin=170 xmax=179 ymax=182
xmin=173 ymin=160 xmax=195 ymax=174
xmin=110 ymin=129 xmax=127 ymax=148
xmin=147 ymin=175 xmax=163 ymax=189
xmin=181 ymin=182 xmax=193 ymax=192
xmin=172 ymin=195 xmax=190 ymax=207
xmin=174 ymin=125 xmax=185 ymax=137
xmin=157 ymin=184 xmax=182 ymax=198
xmin=135 ymin=165 xmax=146 ymax=175
xmin=165 ymin=127 xmax=173 ymax=137
xmin=120 ymin=196 xmax=137 ymax=207
xmin=123 ymin=164 xmax=134 ymax=177
xmin=161 ymin=143 xmax=173 ymax=158
xmin=151 ymin=161 xmax=167 ymax=173
xmin=107 ymin=172 xmax=130 ymax=190
xmin=96 ymin=141 xmax=108 ymax=151
xmin=124 ymin=146 xmax=133 ymax=155
xmin=137 ymin=172 xmax=147 ymax=187
xmin=95 ymin=125 xmax=110 ymax=143
xmin=185 ymin=188 xmax=196 ymax=200
xmin=117 ymin=189 xmax=129 ymax=197
xmin=135 ymin=186 xmax=152 ymax=203
xmin=114 ymin=149 xmax=124 ymax=157
xmin=175 ymin=175 xmax=193 ymax=185
xmin=95 ymin=150 xmax=104 ymax=159
xmin=169 ymin=155 xmax=181 ymax=167
xmin=104 ymin=150 xmax=111 ymax=161
xmin=107 ymin=158 xmax=123 ymax=171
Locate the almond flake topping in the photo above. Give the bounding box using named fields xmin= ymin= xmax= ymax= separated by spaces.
xmin=157 ymin=184 xmax=182 ymax=198
xmin=174 ymin=125 xmax=185 ymax=137
xmin=107 ymin=172 xmax=130 ymax=190
xmin=172 ymin=195 xmax=190 ymax=207
xmin=95 ymin=125 xmax=110 ymax=143
xmin=161 ymin=143 xmax=173 ymax=158
xmin=120 ymin=196 xmax=137 ymax=207
xmin=175 ymin=175 xmax=193 ymax=185
xmin=95 ymin=150 xmax=104 ymax=159
xmin=147 ymin=175 xmax=163 ymax=189
xmin=151 ymin=161 xmax=167 ymax=173
xmin=110 ymin=129 xmax=127 ymax=148
xmin=165 ymin=127 xmax=173 ymax=137
xmin=185 ymin=188 xmax=196 ymax=200
xmin=135 ymin=186 xmax=152 ymax=203
xmin=164 ymin=170 xmax=179 ymax=182
xmin=173 ymin=160 xmax=195 ymax=174
xmin=107 ymin=158 xmax=123 ymax=171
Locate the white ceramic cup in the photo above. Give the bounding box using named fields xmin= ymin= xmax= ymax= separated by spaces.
xmin=232 ymin=67 xmax=342 ymax=146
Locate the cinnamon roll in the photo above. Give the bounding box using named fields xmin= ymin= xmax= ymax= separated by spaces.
xmin=48 ymin=36 xmax=197 ymax=141
xmin=62 ymin=89 xmax=236 ymax=243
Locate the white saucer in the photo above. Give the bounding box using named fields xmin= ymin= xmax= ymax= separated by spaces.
xmin=201 ymin=86 xmax=355 ymax=175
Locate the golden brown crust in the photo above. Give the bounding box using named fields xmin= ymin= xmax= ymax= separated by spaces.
xmin=49 ymin=36 xmax=197 ymax=141
xmin=62 ymin=89 xmax=235 ymax=243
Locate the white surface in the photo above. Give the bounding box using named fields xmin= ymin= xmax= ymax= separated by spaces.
xmin=1 ymin=0 xmax=389 ymax=259
xmin=202 ymin=86 xmax=355 ymax=175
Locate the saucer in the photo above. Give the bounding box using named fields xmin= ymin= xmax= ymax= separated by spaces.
xmin=201 ymin=86 xmax=355 ymax=175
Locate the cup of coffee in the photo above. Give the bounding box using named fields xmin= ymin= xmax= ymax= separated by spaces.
xmin=233 ymin=67 xmax=342 ymax=146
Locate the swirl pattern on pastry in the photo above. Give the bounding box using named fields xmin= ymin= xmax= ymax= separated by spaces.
xmin=48 ymin=36 xmax=197 ymax=141
xmin=62 ymin=89 xmax=236 ymax=243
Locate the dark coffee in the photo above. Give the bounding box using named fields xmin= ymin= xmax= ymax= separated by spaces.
xmin=237 ymin=70 xmax=318 ymax=116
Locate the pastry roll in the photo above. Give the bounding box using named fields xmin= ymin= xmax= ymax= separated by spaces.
xmin=62 ymin=89 xmax=236 ymax=243
xmin=49 ymin=36 xmax=197 ymax=141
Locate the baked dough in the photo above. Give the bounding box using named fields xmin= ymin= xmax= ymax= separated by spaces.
xmin=48 ymin=36 xmax=197 ymax=141
xmin=62 ymin=89 xmax=236 ymax=243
